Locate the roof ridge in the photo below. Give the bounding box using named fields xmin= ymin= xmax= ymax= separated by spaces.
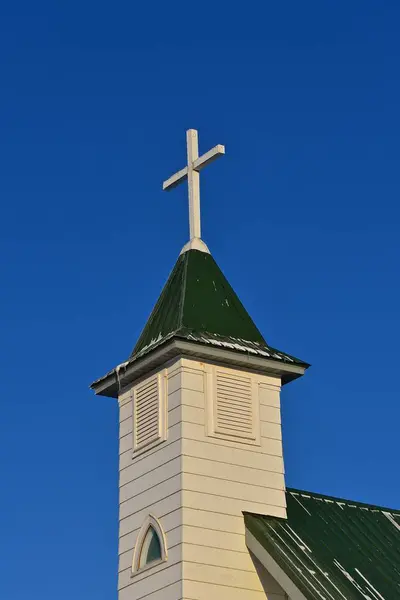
xmin=177 ymin=250 xmax=189 ymax=328
xmin=287 ymin=487 xmax=400 ymax=514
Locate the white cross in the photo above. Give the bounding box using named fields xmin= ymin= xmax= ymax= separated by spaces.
xmin=163 ymin=129 xmax=225 ymax=241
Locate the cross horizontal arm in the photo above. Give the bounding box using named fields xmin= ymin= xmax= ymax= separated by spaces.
xmin=193 ymin=144 xmax=225 ymax=172
xmin=163 ymin=166 xmax=188 ymax=191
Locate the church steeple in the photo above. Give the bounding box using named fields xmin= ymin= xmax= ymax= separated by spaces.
xmin=91 ymin=129 xmax=310 ymax=600
xmin=91 ymin=130 xmax=308 ymax=398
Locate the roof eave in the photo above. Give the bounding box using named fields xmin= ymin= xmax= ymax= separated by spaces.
xmin=245 ymin=528 xmax=309 ymax=600
xmin=90 ymin=338 xmax=308 ymax=398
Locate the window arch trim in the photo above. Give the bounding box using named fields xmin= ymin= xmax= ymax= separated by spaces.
xmin=131 ymin=514 xmax=167 ymax=576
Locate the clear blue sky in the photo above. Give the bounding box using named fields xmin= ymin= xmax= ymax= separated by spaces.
xmin=1 ymin=1 xmax=399 ymax=598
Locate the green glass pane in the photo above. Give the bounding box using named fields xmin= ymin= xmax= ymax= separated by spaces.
xmin=145 ymin=528 xmax=161 ymax=563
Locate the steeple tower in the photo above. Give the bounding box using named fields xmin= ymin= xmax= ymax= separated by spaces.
xmin=91 ymin=130 xmax=308 ymax=600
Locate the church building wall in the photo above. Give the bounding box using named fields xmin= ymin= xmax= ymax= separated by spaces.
xmin=115 ymin=356 xmax=287 ymax=600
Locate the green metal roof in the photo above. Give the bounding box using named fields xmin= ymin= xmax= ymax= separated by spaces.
xmin=245 ymin=488 xmax=400 ymax=600
xmin=131 ymin=249 xmax=307 ymax=367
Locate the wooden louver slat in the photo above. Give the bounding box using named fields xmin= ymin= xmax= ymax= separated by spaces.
xmin=134 ymin=376 xmax=160 ymax=450
xmin=215 ymin=371 xmax=255 ymax=440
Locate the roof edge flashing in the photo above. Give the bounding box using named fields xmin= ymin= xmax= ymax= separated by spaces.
xmin=91 ymin=338 xmax=307 ymax=398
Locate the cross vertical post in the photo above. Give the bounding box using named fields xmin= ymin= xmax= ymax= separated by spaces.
xmin=186 ymin=129 xmax=201 ymax=240
xmin=163 ymin=129 xmax=225 ymax=244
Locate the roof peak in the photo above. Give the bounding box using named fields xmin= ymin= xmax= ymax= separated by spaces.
xmin=130 ymin=249 xmax=307 ymax=370
xmin=287 ymin=487 xmax=400 ymax=514
xmin=180 ymin=237 xmax=210 ymax=255
xmin=91 ymin=249 xmax=309 ymax=396
xmin=131 ymin=249 xmax=267 ymax=359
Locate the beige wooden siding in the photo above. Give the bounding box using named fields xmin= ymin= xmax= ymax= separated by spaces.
xmin=183 ymin=456 xmax=285 ymax=490
xmin=119 ymin=456 xmax=181 ymax=504
xmin=181 ymin=438 xmax=284 ymax=473
xmin=184 ymin=473 xmax=285 ymax=506
xmin=182 ymin=490 xmax=286 ymax=519
xmin=119 ymin=438 xmax=181 ymax=487
xmin=184 ymin=561 xmax=266 ymax=591
xmin=183 ymin=542 xmax=259 ymax=571
xmin=179 ymin=358 xmax=286 ymax=600
xmin=183 ymin=580 xmax=266 ymax=600
xmin=116 ymin=357 xmax=287 ymax=600
xmin=117 ymin=360 xmax=184 ymax=600
xmin=119 ymin=563 xmax=182 ymax=600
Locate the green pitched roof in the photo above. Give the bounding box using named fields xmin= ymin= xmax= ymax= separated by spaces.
xmin=245 ymin=488 xmax=400 ymax=600
xmin=131 ymin=249 xmax=307 ymax=367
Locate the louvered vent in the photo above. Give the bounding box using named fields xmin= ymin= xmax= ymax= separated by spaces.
xmin=134 ymin=375 xmax=162 ymax=451
xmin=215 ymin=371 xmax=255 ymax=441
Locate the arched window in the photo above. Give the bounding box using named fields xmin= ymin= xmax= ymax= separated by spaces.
xmin=132 ymin=515 xmax=167 ymax=575
xmin=138 ymin=526 xmax=162 ymax=568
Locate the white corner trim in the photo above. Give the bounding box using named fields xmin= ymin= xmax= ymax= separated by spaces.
xmin=180 ymin=237 xmax=210 ymax=255
xmin=245 ymin=529 xmax=308 ymax=600
xmin=131 ymin=514 xmax=168 ymax=576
